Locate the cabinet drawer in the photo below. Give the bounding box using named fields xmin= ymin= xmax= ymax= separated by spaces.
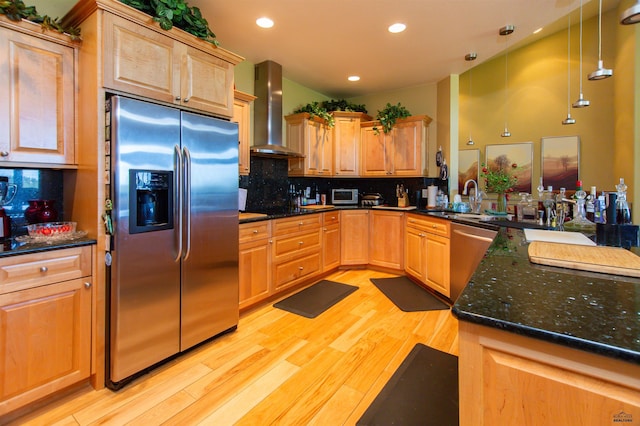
xmin=323 ymin=212 xmax=340 ymax=226
xmin=273 ymin=214 xmax=322 ymax=236
xmin=273 ymin=252 xmax=321 ymax=290
xmin=272 ymin=230 xmax=321 ymax=260
xmin=0 ymin=246 xmax=92 ymax=294
xmin=406 ymin=214 xmax=450 ymax=237
xmin=239 ymin=221 xmax=271 ymax=243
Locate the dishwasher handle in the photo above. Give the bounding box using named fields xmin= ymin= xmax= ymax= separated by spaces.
xmin=452 ymin=229 xmax=495 ymax=244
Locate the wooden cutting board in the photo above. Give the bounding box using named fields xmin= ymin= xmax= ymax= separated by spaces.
xmin=239 ymin=212 xmax=268 ymax=220
xmin=528 ymin=241 xmax=640 ymax=277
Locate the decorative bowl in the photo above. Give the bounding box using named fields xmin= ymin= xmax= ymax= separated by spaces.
xmin=27 ymin=222 xmax=77 ymax=238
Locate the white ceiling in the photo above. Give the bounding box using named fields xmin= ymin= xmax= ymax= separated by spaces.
xmin=190 ymin=0 xmax=620 ymax=98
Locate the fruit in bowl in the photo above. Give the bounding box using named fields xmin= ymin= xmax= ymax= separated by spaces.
xmin=27 ymin=222 xmax=77 ymax=238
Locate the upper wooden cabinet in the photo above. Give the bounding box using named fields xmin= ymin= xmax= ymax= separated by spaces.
xmin=0 ymin=17 xmax=77 ymax=167
xmin=360 ymin=115 xmax=432 ymax=177
xmin=286 ymin=113 xmax=333 ymax=176
xmin=233 ymin=91 xmax=256 ymax=176
xmin=332 ymin=111 xmax=371 ymax=177
xmin=103 ymin=12 xmax=236 ymax=118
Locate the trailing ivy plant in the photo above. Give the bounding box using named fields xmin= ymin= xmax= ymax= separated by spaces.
xmin=120 ymin=0 xmax=218 ymax=46
xmin=0 ymin=0 xmax=81 ymax=40
xmin=373 ymin=102 xmax=411 ymax=135
xmin=321 ymin=99 xmax=368 ymax=114
xmin=293 ymin=102 xmax=335 ymax=128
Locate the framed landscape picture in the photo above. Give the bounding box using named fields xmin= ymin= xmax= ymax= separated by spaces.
xmin=541 ymin=136 xmax=579 ymax=190
xmin=485 ymin=142 xmax=533 ymax=194
xmin=458 ymin=149 xmax=479 ymax=195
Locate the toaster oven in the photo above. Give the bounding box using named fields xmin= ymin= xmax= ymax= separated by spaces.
xmin=331 ymin=188 xmax=358 ymax=205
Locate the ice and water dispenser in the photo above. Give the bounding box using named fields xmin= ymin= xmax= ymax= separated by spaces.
xmin=129 ymin=170 xmax=173 ymax=234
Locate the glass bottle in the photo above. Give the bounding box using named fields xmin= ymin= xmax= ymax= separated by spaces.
xmin=585 ymin=186 xmax=596 ymax=222
xmin=38 ymin=200 xmax=58 ymax=223
xmin=615 ymin=178 xmax=631 ymax=224
xmin=564 ymin=187 xmax=595 ymax=231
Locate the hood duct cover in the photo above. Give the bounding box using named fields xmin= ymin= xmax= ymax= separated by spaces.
xmin=250 ymin=60 xmax=304 ymax=158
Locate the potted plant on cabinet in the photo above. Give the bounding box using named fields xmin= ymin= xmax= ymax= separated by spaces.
xmin=373 ymin=102 xmax=411 ymax=135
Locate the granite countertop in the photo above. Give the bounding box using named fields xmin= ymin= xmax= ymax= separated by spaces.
xmin=452 ymin=226 xmax=640 ymax=364
xmin=0 ymin=237 xmax=97 ymax=258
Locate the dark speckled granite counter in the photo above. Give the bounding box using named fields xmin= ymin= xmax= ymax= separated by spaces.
xmin=452 ymin=226 xmax=640 ymax=365
xmin=0 ymin=237 xmax=97 ymax=258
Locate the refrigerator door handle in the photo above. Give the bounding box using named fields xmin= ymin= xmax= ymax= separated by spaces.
xmin=183 ymin=146 xmax=192 ymax=261
xmin=174 ymin=144 xmax=183 ymax=262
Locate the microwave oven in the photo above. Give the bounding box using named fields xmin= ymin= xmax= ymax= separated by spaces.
xmin=332 ymin=188 xmax=358 ymax=205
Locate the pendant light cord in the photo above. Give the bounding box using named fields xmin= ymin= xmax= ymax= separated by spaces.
xmin=504 ymin=36 xmax=509 ymax=129
xmin=597 ymin=0 xmax=603 ymax=61
xmin=567 ymin=15 xmax=571 ymax=114
xmin=469 ymin=68 xmax=473 ymax=141
xmin=578 ymin=0 xmax=584 ymax=94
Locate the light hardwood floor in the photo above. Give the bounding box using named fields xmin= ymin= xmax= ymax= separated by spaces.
xmin=8 ymin=269 xmax=458 ymax=425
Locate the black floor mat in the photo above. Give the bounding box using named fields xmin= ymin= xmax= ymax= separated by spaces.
xmin=273 ymin=280 xmax=358 ymax=318
xmin=357 ymin=343 xmax=459 ymax=426
xmin=370 ymin=276 xmax=450 ymax=312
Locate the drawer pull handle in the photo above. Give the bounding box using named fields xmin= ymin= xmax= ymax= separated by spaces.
xmin=298 ymin=241 xmax=304 ymax=245
xmin=253 ymin=230 xmax=259 ymax=234
xmin=40 ymin=266 xmax=48 ymax=273
xmin=298 ymin=266 xmax=304 ymax=270
xmin=299 ymin=222 xmax=304 ymax=226
xmin=84 ymin=282 xmax=92 ymax=289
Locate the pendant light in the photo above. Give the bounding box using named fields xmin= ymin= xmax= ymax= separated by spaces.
xmin=563 ymin=15 xmax=576 ymax=125
xmin=500 ymin=25 xmax=514 ymax=138
xmin=621 ymin=0 xmax=640 ymax=24
xmin=588 ymin=0 xmax=613 ymax=80
xmin=573 ymin=0 xmax=590 ymax=108
xmin=465 ymin=52 xmax=477 ymax=145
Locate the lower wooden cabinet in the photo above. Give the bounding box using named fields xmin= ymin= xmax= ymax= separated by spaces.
xmin=340 ymin=210 xmax=370 ymax=265
xmin=239 ymin=221 xmax=272 ymax=310
xmin=322 ymin=212 xmax=341 ymax=272
xmin=459 ymin=321 xmax=640 ymax=426
xmin=404 ymin=214 xmax=451 ymax=297
xmin=368 ymin=210 xmax=404 ymax=270
xmin=0 ymin=246 xmax=93 ymax=417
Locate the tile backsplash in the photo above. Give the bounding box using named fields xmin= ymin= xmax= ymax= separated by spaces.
xmin=240 ymin=156 xmax=448 ymax=212
xmin=0 ymin=168 xmax=64 ymax=236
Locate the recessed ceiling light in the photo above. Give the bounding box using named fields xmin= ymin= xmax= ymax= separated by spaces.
xmin=256 ymin=17 xmax=274 ymax=28
xmin=533 ymin=27 xmax=543 ymax=34
xmin=348 ymin=75 xmax=360 ymax=82
xmin=388 ymin=23 xmax=406 ymax=33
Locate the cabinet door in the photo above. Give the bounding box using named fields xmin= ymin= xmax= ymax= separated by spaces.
xmin=0 ymin=28 xmax=75 ymax=165
xmin=368 ymin=211 xmax=404 ymax=269
xmin=360 ymin=126 xmax=391 ymax=176
xmin=405 ymin=225 xmax=426 ymax=280
xmin=424 ymin=233 xmax=450 ymax=297
xmin=393 ymin=119 xmax=423 ymax=176
xmin=0 ymin=278 xmax=91 ymax=416
xmin=233 ymin=92 xmax=255 ymax=176
xmin=181 ymin=46 xmax=234 ymax=117
xmin=322 ymin=223 xmax=341 ymax=272
xmin=287 ymin=118 xmax=306 ymax=176
xmin=333 ymin=116 xmax=360 ymax=176
xmin=239 ymin=238 xmax=271 ymax=309
xmin=103 ymin=13 xmax=180 ymax=105
xmin=317 ymin=123 xmax=333 ymax=176
xmin=340 ymin=210 xmax=369 ymax=265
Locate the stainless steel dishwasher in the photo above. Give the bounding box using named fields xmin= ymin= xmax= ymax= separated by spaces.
xmin=450 ymin=222 xmax=497 ymax=302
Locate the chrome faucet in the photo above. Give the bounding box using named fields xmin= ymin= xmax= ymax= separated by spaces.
xmin=463 ymin=179 xmax=484 ymax=213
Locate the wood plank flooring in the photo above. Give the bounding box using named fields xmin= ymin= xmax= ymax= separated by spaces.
xmin=8 ymin=269 xmax=459 ymax=425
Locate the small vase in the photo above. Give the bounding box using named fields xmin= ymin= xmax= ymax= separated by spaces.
xmin=496 ymin=192 xmax=508 ymax=213
xmin=38 ymin=200 xmax=58 ymax=223
xmin=24 ymin=200 xmax=43 ymax=224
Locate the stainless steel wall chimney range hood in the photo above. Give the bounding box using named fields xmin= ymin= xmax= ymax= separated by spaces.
xmin=250 ymin=60 xmax=304 ymax=158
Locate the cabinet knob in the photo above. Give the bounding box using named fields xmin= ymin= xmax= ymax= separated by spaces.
xmin=0 ymin=151 xmax=8 ymax=157
xmin=253 ymin=229 xmax=259 ymax=234
xmin=175 ymin=96 xmax=181 ymax=101
xmin=84 ymin=282 xmax=92 ymax=289
xmin=298 ymin=266 xmax=304 ymax=270
xmin=299 ymin=222 xmax=304 ymax=226
xmin=40 ymin=266 xmax=48 ymax=273
xmin=183 ymin=97 xmax=190 ymax=103
xmin=298 ymin=241 xmax=304 ymax=245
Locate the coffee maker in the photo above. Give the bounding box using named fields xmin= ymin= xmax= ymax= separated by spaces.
xmin=0 ymin=177 xmax=17 ymax=240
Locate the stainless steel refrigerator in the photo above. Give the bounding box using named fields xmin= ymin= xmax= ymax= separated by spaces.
xmin=107 ymin=96 xmax=239 ymax=389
